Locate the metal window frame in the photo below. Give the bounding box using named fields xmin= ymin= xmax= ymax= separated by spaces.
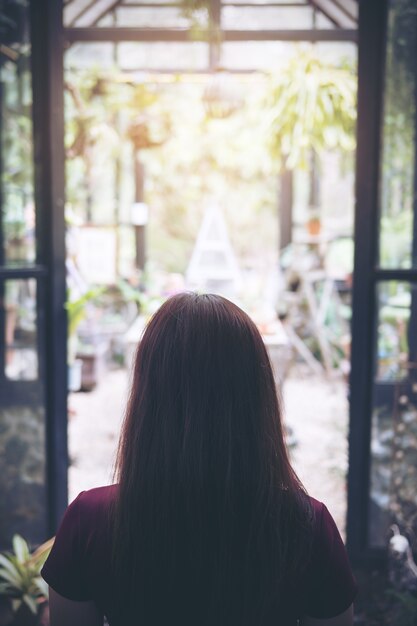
xmin=347 ymin=0 xmax=417 ymax=564
xmin=346 ymin=0 xmax=388 ymax=565
xmin=31 ymin=0 xmax=68 ymax=536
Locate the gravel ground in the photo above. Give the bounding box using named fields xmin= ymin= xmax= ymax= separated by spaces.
xmin=69 ymin=366 xmax=349 ymax=536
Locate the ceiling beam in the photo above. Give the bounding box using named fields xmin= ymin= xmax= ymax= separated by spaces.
xmin=91 ymin=0 xmax=124 ymax=26
xmin=329 ymin=0 xmax=357 ymax=24
xmin=65 ymin=27 xmax=358 ymax=44
xmin=68 ymin=0 xmax=98 ymax=27
xmin=307 ymin=0 xmax=340 ymax=27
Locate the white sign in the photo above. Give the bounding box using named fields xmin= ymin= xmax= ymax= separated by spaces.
xmin=76 ymin=227 xmax=117 ymax=284
xmin=131 ymin=202 xmax=149 ymax=226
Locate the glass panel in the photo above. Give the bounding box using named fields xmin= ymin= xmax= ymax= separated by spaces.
xmin=114 ymin=7 xmax=191 ymax=28
xmin=65 ymin=43 xmax=116 ymax=70
xmin=0 ymin=0 xmax=36 ymax=265
xmin=221 ymin=41 xmax=356 ymax=72
xmin=221 ymin=42 xmax=294 ymax=71
xmin=379 ymin=0 xmax=417 ymax=268
xmin=222 ymin=6 xmax=315 ymax=30
xmin=369 ymin=282 xmax=417 ymax=548
xmin=0 ymin=402 xmax=47 ymax=547
xmin=64 ymin=0 xmax=111 ymax=27
xmin=315 ymin=12 xmax=334 ymax=29
xmin=376 ymin=282 xmax=411 ymax=382
xmin=4 ymin=279 xmax=38 ymax=381
xmin=117 ymin=42 xmax=208 ymax=71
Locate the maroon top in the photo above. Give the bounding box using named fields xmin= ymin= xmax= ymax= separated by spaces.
xmin=42 ymin=485 xmax=357 ymax=625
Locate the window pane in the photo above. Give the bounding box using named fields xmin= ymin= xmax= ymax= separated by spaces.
xmin=222 ymin=6 xmax=315 ymax=30
xmin=0 ymin=283 xmax=46 ymax=547
xmin=369 ymin=282 xmax=417 ymax=548
xmin=0 ymin=1 xmax=35 ymax=266
xmin=379 ymin=0 xmax=417 ymax=269
xmin=114 ymin=7 xmax=191 ymax=28
xmin=117 ymin=42 xmax=208 ymax=72
xmin=0 ymin=402 xmax=47 ymax=547
xmin=0 ymin=1 xmax=48 ymax=552
xmin=4 ymin=279 xmax=38 ymax=381
xmin=376 ymin=282 xmax=411 ymax=382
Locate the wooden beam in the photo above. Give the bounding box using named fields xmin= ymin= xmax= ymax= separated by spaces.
xmin=65 ymin=26 xmax=357 ymax=43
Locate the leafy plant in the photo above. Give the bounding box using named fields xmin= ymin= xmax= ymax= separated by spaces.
xmin=179 ymin=0 xmax=217 ymax=34
xmin=66 ymin=287 xmax=104 ymax=340
xmin=0 ymin=535 xmax=53 ymax=615
xmin=266 ymin=50 xmax=357 ymax=170
xmin=66 ymin=287 xmax=105 ymax=364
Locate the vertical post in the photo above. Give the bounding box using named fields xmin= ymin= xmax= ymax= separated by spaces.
xmin=308 ymin=149 xmax=320 ymax=211
xmin=0 ymin=76 xmax=4 ymax=268
xmin=409 ymin=18 xmax=417 ymax=376
xmin=346 ymin=0 xmax=388 ymax=562
xmin=134 ymin=153 xmax=146 ymax=272
xmin=0 ymin=73 xmax=5 ymax=380
xmin=31 ymin=0 xmax=68 ymax=534
xmin=113 ymin=13 xmax=120 ymax=278
xmin=114 ymin=120 xmax=121 ymax=277
xmin=209 ymin=0 xmax=221 ymax=71
xmin=279 ymin=168 xmax=293 ymax=251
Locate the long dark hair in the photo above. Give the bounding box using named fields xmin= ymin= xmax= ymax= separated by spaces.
xmin=112 ymin=292 xmax=313 ymax=625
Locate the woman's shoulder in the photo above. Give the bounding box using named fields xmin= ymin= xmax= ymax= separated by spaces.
xmin=68 ymin=485 xmax=119 ymax=537
xmin=76 ymin=483 xmax=118 ymax=510
xmin=305 ymin=495 xmax=342 ymax=540
xmin=306 ymin=495 xmax=326 ymax=526
xmin=305 ymin=495 xmax=325 ymax=514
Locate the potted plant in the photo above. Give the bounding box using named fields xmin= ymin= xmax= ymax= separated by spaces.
xmin=66 ymin=287 xmax=104 ymax=391
xmin=0 ymin=535 xmax=53 ymax=626
xmin=266 ymin=50 xmax=356 ymax=236
xmin=306 ymin=209 xmax=322 ymax=236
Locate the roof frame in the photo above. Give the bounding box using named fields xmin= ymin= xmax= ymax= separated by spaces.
xmin=64 ymin=0 xmax=358 ymax=31
xmin=63 ymin=0 xmax=357 ymax=72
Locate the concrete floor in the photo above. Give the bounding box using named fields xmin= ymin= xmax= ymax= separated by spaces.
xmin=69 ymin=366 xmax=349 ymax=536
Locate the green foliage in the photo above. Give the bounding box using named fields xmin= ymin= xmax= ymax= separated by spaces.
xmin=64 ymin=51 xmax=355 ymax=278
xmin=379 ymin=0 xmax=416 ymax=265
xmin=266 ymin=50 xmax=357 ymax=169
xmin=66 ymin=287 xmax=105 ymax=339
xmin=179 ymin=0 xmax=217 ymax=35
xmin=0 ymin=535 xmax=53 ymax=615
xmin=379 ymin=212 xmax=413 ymax=268
xmin=65 ymin=69 xmax=167 ymax=216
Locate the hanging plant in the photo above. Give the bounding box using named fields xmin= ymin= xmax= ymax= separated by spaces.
xmin=266 ymin=50 xmax=357 ymax=170
xmin=179 ymin=0 xmax=222 ymax=44
xmin=180 ymin=0 xmax=213 ymax=24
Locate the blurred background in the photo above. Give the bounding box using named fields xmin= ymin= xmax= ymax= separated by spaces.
xmin=1 ymin=1 xmax=417 ymax=624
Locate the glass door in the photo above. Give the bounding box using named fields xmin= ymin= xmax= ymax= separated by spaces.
xmin=369 ymin=0 xmax=417 ymax=549
xmin=348 ymin=0 xmax=417 ymax=560
xmin=0 ymin=0 xmax=48 ymax=548
xmin=0 ymin=0 xmax=67 ymax=548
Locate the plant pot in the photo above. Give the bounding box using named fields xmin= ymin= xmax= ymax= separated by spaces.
xmin=306 ymin=217 xmax=321 ymax=236
xmin=77 ymin=341 xmax=108 ymax=391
